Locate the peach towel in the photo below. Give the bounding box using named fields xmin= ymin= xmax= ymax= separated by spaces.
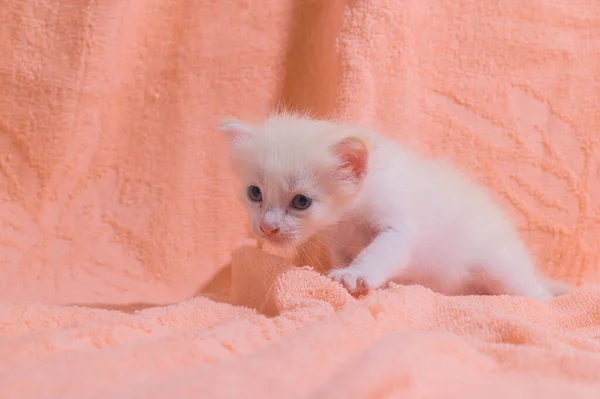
xmin=2 ymin=243 xmax=600 ymax=398
xmin=1 ymin=0 xmax=600 ymax=397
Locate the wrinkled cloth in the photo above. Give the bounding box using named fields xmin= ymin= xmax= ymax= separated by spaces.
xmin=1 ymin=0 xmax=600 ymax=397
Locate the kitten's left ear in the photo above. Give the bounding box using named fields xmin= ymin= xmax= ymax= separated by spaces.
xmin=332 ymin=136 xmax=369 ymax=182
xmin=219 ymin=118 xmax=255 ymax=145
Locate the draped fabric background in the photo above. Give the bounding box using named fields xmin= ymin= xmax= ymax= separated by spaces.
xmin=1 ymin=0 xmax=599 ymax=305
xmin=1 ymin=1 xmax=600 ymax=397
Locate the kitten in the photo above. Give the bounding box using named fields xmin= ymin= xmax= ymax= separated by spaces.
xmin=220 ymin=113 xmax=570 ymax=300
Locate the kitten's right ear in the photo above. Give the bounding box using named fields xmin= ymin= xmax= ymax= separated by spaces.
xmin=219 ymin=118 xmax=255 ymax=145
xmin=332 ymin=136 xmax=369 ymax=183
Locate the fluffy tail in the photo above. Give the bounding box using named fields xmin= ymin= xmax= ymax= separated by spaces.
xmin=544 ymin=278 xmax=575 ymax=297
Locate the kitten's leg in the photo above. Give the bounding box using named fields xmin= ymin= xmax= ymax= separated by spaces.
xmin=328 ymin=228 xmax=409 ymax=294
xmin=483 ymin=272 xmax=553 ymax=301
xmin=478 ymin=244 xmax=554 ymax=301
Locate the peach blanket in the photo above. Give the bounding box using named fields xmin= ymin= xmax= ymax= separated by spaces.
xmin=1 ymin=0 xmax=600 ymax=397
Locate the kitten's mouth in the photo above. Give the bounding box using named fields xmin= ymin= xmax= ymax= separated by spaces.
xmin=264 ymin=236 xmax=290 ymax=246
xmin=252 ymin=226 xmax=299 ymax=248
xmin=258 ymin=234 xmax=296 ymax=248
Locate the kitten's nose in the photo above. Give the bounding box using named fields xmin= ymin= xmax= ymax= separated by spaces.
xmin=259 ymin=222 xmax=280 ymax=237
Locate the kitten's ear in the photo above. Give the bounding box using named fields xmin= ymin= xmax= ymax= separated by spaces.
xmin=219 ymin=118 xmax=255 ymax=145
xmin=332 ymin=136 xmax=369 ymax=182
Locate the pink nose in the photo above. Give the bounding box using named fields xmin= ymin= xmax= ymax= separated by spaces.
xmin=259 ymin=222 xmax=280 ymax=237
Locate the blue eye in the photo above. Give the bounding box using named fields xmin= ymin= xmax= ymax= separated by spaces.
xmin=291 ymin=194 xmax=312 ymax=210
xmin=247 ymin=186 xmax=262 ymax=202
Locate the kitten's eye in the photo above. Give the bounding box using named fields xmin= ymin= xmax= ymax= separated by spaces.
xmin=291 ymin=194 xmax=312 ymax=210
xmin=247 ymin=185 xmax=262 ymax=202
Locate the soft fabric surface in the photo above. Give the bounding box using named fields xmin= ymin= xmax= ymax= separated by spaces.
xmin=2 ymin=243 xmax=600 ymax=398
xmin=1 ymin=0 xmax=600 ymax=397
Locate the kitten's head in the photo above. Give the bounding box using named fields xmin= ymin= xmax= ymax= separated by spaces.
xmin=220 ymin=114 xmax=370 ymax=248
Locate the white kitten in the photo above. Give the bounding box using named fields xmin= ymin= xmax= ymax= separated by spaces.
xmin=220 ymin=113 xmax=569 ymax=300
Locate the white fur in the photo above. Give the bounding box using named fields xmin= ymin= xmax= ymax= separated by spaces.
xmin=221 ymin=113 xmax=563 ymax=300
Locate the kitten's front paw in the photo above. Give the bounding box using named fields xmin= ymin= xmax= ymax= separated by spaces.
xmin=328 ymin=267 xmax=385 ymax=295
